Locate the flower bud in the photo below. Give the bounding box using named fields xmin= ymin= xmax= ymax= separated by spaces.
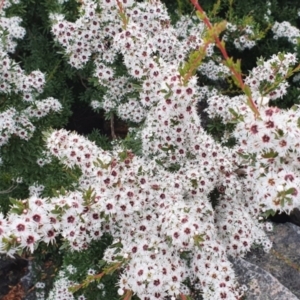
xmin=277 ymin=185 xmax=284 ymax=192
xmin=117 ymin=288 xmax=124 ymax=296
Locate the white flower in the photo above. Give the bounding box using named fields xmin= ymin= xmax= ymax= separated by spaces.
xmin=35 ymin=282 xmax=45 ymax=289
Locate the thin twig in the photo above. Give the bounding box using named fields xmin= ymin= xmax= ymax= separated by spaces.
xmin=78 ymin=74 xmax=88 ymax=89
xmin=110 ymin=113 xmax=117 ymax=140
xmin=0 ymin=185 xmax=17 ymax=194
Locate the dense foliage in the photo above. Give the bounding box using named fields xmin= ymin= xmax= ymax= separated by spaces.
xmin=1 ymin=0 xmax=300 ymax=299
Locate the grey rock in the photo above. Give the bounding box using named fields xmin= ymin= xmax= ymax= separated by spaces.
xmin=23 ymin=289 xmax=37 ymax=300
xmin=290 ymin=208 xmax=300 ymax=227
xmin=20 ymin=260 xmax=34 ymax=291
xmin=232 ymin=222 xmax=300 ymax=300
xmin=0 ymin=255 xmax=28 ymax=298
xmin=232 ymin=257 xmax=299 ymax=300
xmin=21 ymin=260 xmax=40 ymax=300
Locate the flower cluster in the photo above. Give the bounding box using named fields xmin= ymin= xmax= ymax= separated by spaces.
xmin=272 ymin=21 xmax=300 ymax=45
xmin=0 ymin=14 xmax=25 ymax=53
xmin=206 ymin=53 xmax=297 ymax=123
xmin=198 ymin=60 xmax=230 ymax=81
xmin=0 ymin=108 xmax=35 ymax=145
xmin=1 ymin=128 xmax=255 ymax=299
xmin=24 ymin=97 xmax=62 ymax=118
xmin=35 ymin=282 xmax=46 ymax=300
xmin=224 ymin=22 xmax=257 ymax=51
xmin=0 ymin=0 xmax=21 ymax=10
xmin=36 ymin=150 xmax=52 ymax=167
xmin=28 ymin=183 xmax=45 ymax=196
xmin=46 ymin=270 xmax=78 ymax=300
xmin=232 ymin=25 xmax=256 ymax=51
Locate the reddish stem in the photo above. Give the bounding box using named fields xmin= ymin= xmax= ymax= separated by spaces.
xmin=116 ymin=0 xmax=124 ymax=13
xmin=180 ymin=294 xmax=188 ymax=300
xmin=190 ymin=0 xmax=260 ymax=117
xmin=0 ymin=0 xmax=5 ymax=11
xmin=123 ymin=290 xmax=133 ymax=300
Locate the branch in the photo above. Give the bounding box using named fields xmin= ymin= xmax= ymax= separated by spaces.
xmin=190 ymin=0 xmax=260 ymax=117
xmin=0 ymin=0 xmax=5 ymax=12
xmin=110 ymin=113 xmax=117 ymax=140
xmin=0 ymin=185 xmax=18 ymax=194
xmin=78 ymin=74 xmax=88 ymax=89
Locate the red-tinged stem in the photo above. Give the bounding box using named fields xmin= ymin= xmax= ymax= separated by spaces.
xmin=190 ymin=0 xmax=228 ymax=58
xmin=94 ymin=271 xmax=105 ymax=280
xmin=190 ymin=0 xmax=260 ymax=117
xmin=105 ymin=261 xmax=122 ymax=274
xmin=0 ymin=0 xmax=5 ymax=11
xmin=123 ymin=290 xmax=133 ymax=300
xmin=116 ymin=0 xmax=128 ymax=28
xmin=180 ymin=294 xmax=188 ymax=300
xmin=116 ymin=0 xmax=124 ymax=13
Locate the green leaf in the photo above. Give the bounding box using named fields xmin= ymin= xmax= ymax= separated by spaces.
xmin=297 ymin=117 xmax=300 ymax=128
xmin=110 ymin=241 xmax=123 ymax=248
xmin=243 ymin=85 xmax=252 ymax=97
xmin=98 ymin=259 xmax=107 ymax=268
xmin=285 ymin=187 xmax=295 ymax=195
xmin=118 ymin=151 xmax=127 ymax=162
xmin=193 ymin=234 xmax=205 ymax=247
xmin=261 ymin=151 xmax=278 ymax=158
xmin=228 ymin=108 xmax=239 ymax=118
xmin=137 ymin=166 xmax=143 ymax=175
xmin=261 ymin=209 xmax=276 ymax=218
xmin=59 ymin=241 xmax=70 ymax=251
xmin=190 ymin=179 xmax=198 ymax=188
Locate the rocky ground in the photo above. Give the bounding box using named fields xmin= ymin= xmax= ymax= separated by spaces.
xmin=232 ymin=221 xmax=300 ymax=300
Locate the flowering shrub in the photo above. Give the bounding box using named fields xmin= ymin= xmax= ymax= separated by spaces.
xmin=0 ymin=0 xmax=82 ymax=214
xmin=1 ymin=0 xmax=300 ymax=300
xmin=0 ymin=10 xmax=61 ymax=146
